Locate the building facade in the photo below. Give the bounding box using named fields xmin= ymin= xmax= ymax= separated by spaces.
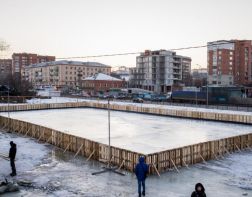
xmin=24 ymin=60 xmax=111 ymax=89
xmin=12 ymin=53 xmax=55 ymax=79
xmin=129 ymin=50 xmax=191 ymax=93
xmin=0 ymin=59 xmax=12 ymax=82
xmin=81 ymin=73 xmax=125 ymax=95
xmin=207 ymin=40 xmax=252 ymax=86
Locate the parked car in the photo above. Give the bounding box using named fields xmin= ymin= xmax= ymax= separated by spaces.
xmin=151 ymin=95 xmax=167 ymax=102
xmin=132 ymin=98 xmax=144 ymax=103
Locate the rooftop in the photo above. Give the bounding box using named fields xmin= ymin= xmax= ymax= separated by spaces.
xmin=28 ymin=60 xmax=110 ymax=68
xmin=83 ymin=73 xmax=121 ymax=81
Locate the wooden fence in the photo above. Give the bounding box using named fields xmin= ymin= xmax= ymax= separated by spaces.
xmin=0 ymin=115 xmax=252 ymax=175
xmin=0 ymin=102 xmax=252 ymax=175
xmin=0 ymin=116 xmax=143 ymax=173
xmin=0 ymin=101 xmax=252 ymax=124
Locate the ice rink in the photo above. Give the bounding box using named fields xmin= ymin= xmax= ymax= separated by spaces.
xmin=3 ymin=108 xmax=252 ymax=154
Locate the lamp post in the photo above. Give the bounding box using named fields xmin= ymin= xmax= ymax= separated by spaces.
xmin=92 ymin=98 xmax=125 ymax=176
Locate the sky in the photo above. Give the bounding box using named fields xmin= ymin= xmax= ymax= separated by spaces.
xmin=0 ymin=0 xmax=252 ymax=69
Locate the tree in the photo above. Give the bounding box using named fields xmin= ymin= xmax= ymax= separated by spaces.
xmin=0 ymin=39 xmax=10 ymax=52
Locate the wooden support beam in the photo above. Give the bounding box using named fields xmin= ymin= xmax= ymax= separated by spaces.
xmin=246 ymin=144 xmax=252 ymax=151
xmin=151 ymin=163 xmax=161 ymax=177
xmin=234 ymin=143 xmax=241 ymax=152
xmin=223 ymin=147 xmax=230 ymax=155
xmin=18 ymin=125 xmax=24 ymax=134
xmin=46 ymin=135 xmax=52 ymax=144
xmin=211 ymin=150 xmax=219 ymax=160
xmin=182 ymin=159 xmax=190 ymax=169
xmin=86 ymin=150 xmax=96 ymax=161
xmin=37 ymin=132 xmax=44 ymax=142
xmin=24 ymin=128 xmax=31 ymax=137
xmin=107 ymin=155 xmax=114 ymax=167
xmin=1 ymin=124 xmax=7 ymax=131
xmin=198 ymin=153 xmax=207 ymax=164
xmin=63 ymin=142 xmax=72 ymax=153
xmin=118 ymin=160 xmax=125 ymax=170
xmin=170 ymin=159 xmax=180 ymax=173
xmin=74 ymin=143 xmax=84 ymax=158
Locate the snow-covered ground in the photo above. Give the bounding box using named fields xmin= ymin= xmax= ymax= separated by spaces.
xmin=2 ymin=108 xmax=252 ymax=154
xmin=0 ymin=132 xmax=252 ymax=197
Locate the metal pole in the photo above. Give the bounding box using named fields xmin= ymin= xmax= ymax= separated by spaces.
xmin=108 ymin=99 xmax=111 ymax=168
xmin=196 ymin=89 xmax=198 ymax=106
xmin=7 ymin=79 xmax=10 ymax=132
xmin=206 ymin=73 xmax=209 ymax=106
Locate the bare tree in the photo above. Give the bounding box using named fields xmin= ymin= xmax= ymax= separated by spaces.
xmin=0 ymin=39 xmax=10 ymax=53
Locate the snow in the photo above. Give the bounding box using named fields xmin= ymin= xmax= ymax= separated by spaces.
xmin=2 ymin=108 xmax=252 ymax=154
xmin=0 ymin=132 xmax=252 ymax=197
xmin=83 ymin=73 xmax=122 ymax=81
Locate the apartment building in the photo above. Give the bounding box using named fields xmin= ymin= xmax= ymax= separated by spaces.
xmin=129 ymin=50 xmax=191 ymax=93
xmin=207 ymin=40 xmax=252 ymax=86
xmin=0 ymin=59 xmax=12 ymax=82
xmin=24 ymin=60 xmax=111 ymax=89
xmin=12 ymin=53 xmax=55 ymax=78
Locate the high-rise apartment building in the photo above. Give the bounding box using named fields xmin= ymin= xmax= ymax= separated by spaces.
xmin=129 ymin=50 xmax=191 ymax=93
xmin=207 ymin=40 xmax=252 ymax=86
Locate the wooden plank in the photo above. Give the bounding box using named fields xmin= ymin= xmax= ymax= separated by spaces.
xmin=235 ymin=143 xmax=242 ymax=152
xmin=198 ymin=153 xmax=207 ymax=164
xmin=74 ymin=143 xmax=84 ymax=158
xmin=151 ymin=163 xmax=161 ymax=177
xmin=170 ymin=158 xmax=180 ymax=173
xmin=182 ymin=159 xmax=190 ymax=169
xmin=118 ymin=159 xmax=125 ymax=170
xmin=86 ymin=150 xmax=96 ymax=161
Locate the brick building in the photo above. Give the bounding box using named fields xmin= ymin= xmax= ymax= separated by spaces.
xmin=12 ymin=53 xmax=55 ymax=79
xmin=208 ymin=40 xmax=252 ymax=86
xmin=0 ymin=59 xmax=12 ymax=82
xmin=81 ymin=73 xmax=125 ymax=95
xmin=25 ymin=60 xmax=111 ymax=89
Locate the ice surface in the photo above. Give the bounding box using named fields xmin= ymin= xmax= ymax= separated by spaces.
xmin=2 ymin=108 xmax=252 ymax=154
xmin=1 ymin=132 xmax=252 ymax=197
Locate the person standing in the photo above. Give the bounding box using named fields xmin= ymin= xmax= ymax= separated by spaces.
xmin=191 ymin=183 xmax=206 ymax=197
xmin=9 ymin=141 xmax=17 ymax=176
xmin=135 ymin=156 xmax=148 ymax=197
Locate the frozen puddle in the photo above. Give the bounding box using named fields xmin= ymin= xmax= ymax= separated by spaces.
xmin=2 ymin=108 xmax=252 ymax=154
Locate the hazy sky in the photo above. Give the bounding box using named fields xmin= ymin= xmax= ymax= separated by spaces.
xmin=0 ymin=0 xmax=252 ymax=68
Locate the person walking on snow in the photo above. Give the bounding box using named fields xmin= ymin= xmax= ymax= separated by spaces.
xmin=191 ymin=183 xmax=206 ymax=197
xmin=135 ymin=156 xmax=148 ymax=197
xmin=9 ymin=141 xmax=17 ymax=176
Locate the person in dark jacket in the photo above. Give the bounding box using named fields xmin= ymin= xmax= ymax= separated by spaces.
xmin=9 ymin=141 xmax=16 ymax=176
xmin=191 ymin=183 xmax=206 ymax=197
xmin=135 ymin=156 xmax=148 ymax=197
